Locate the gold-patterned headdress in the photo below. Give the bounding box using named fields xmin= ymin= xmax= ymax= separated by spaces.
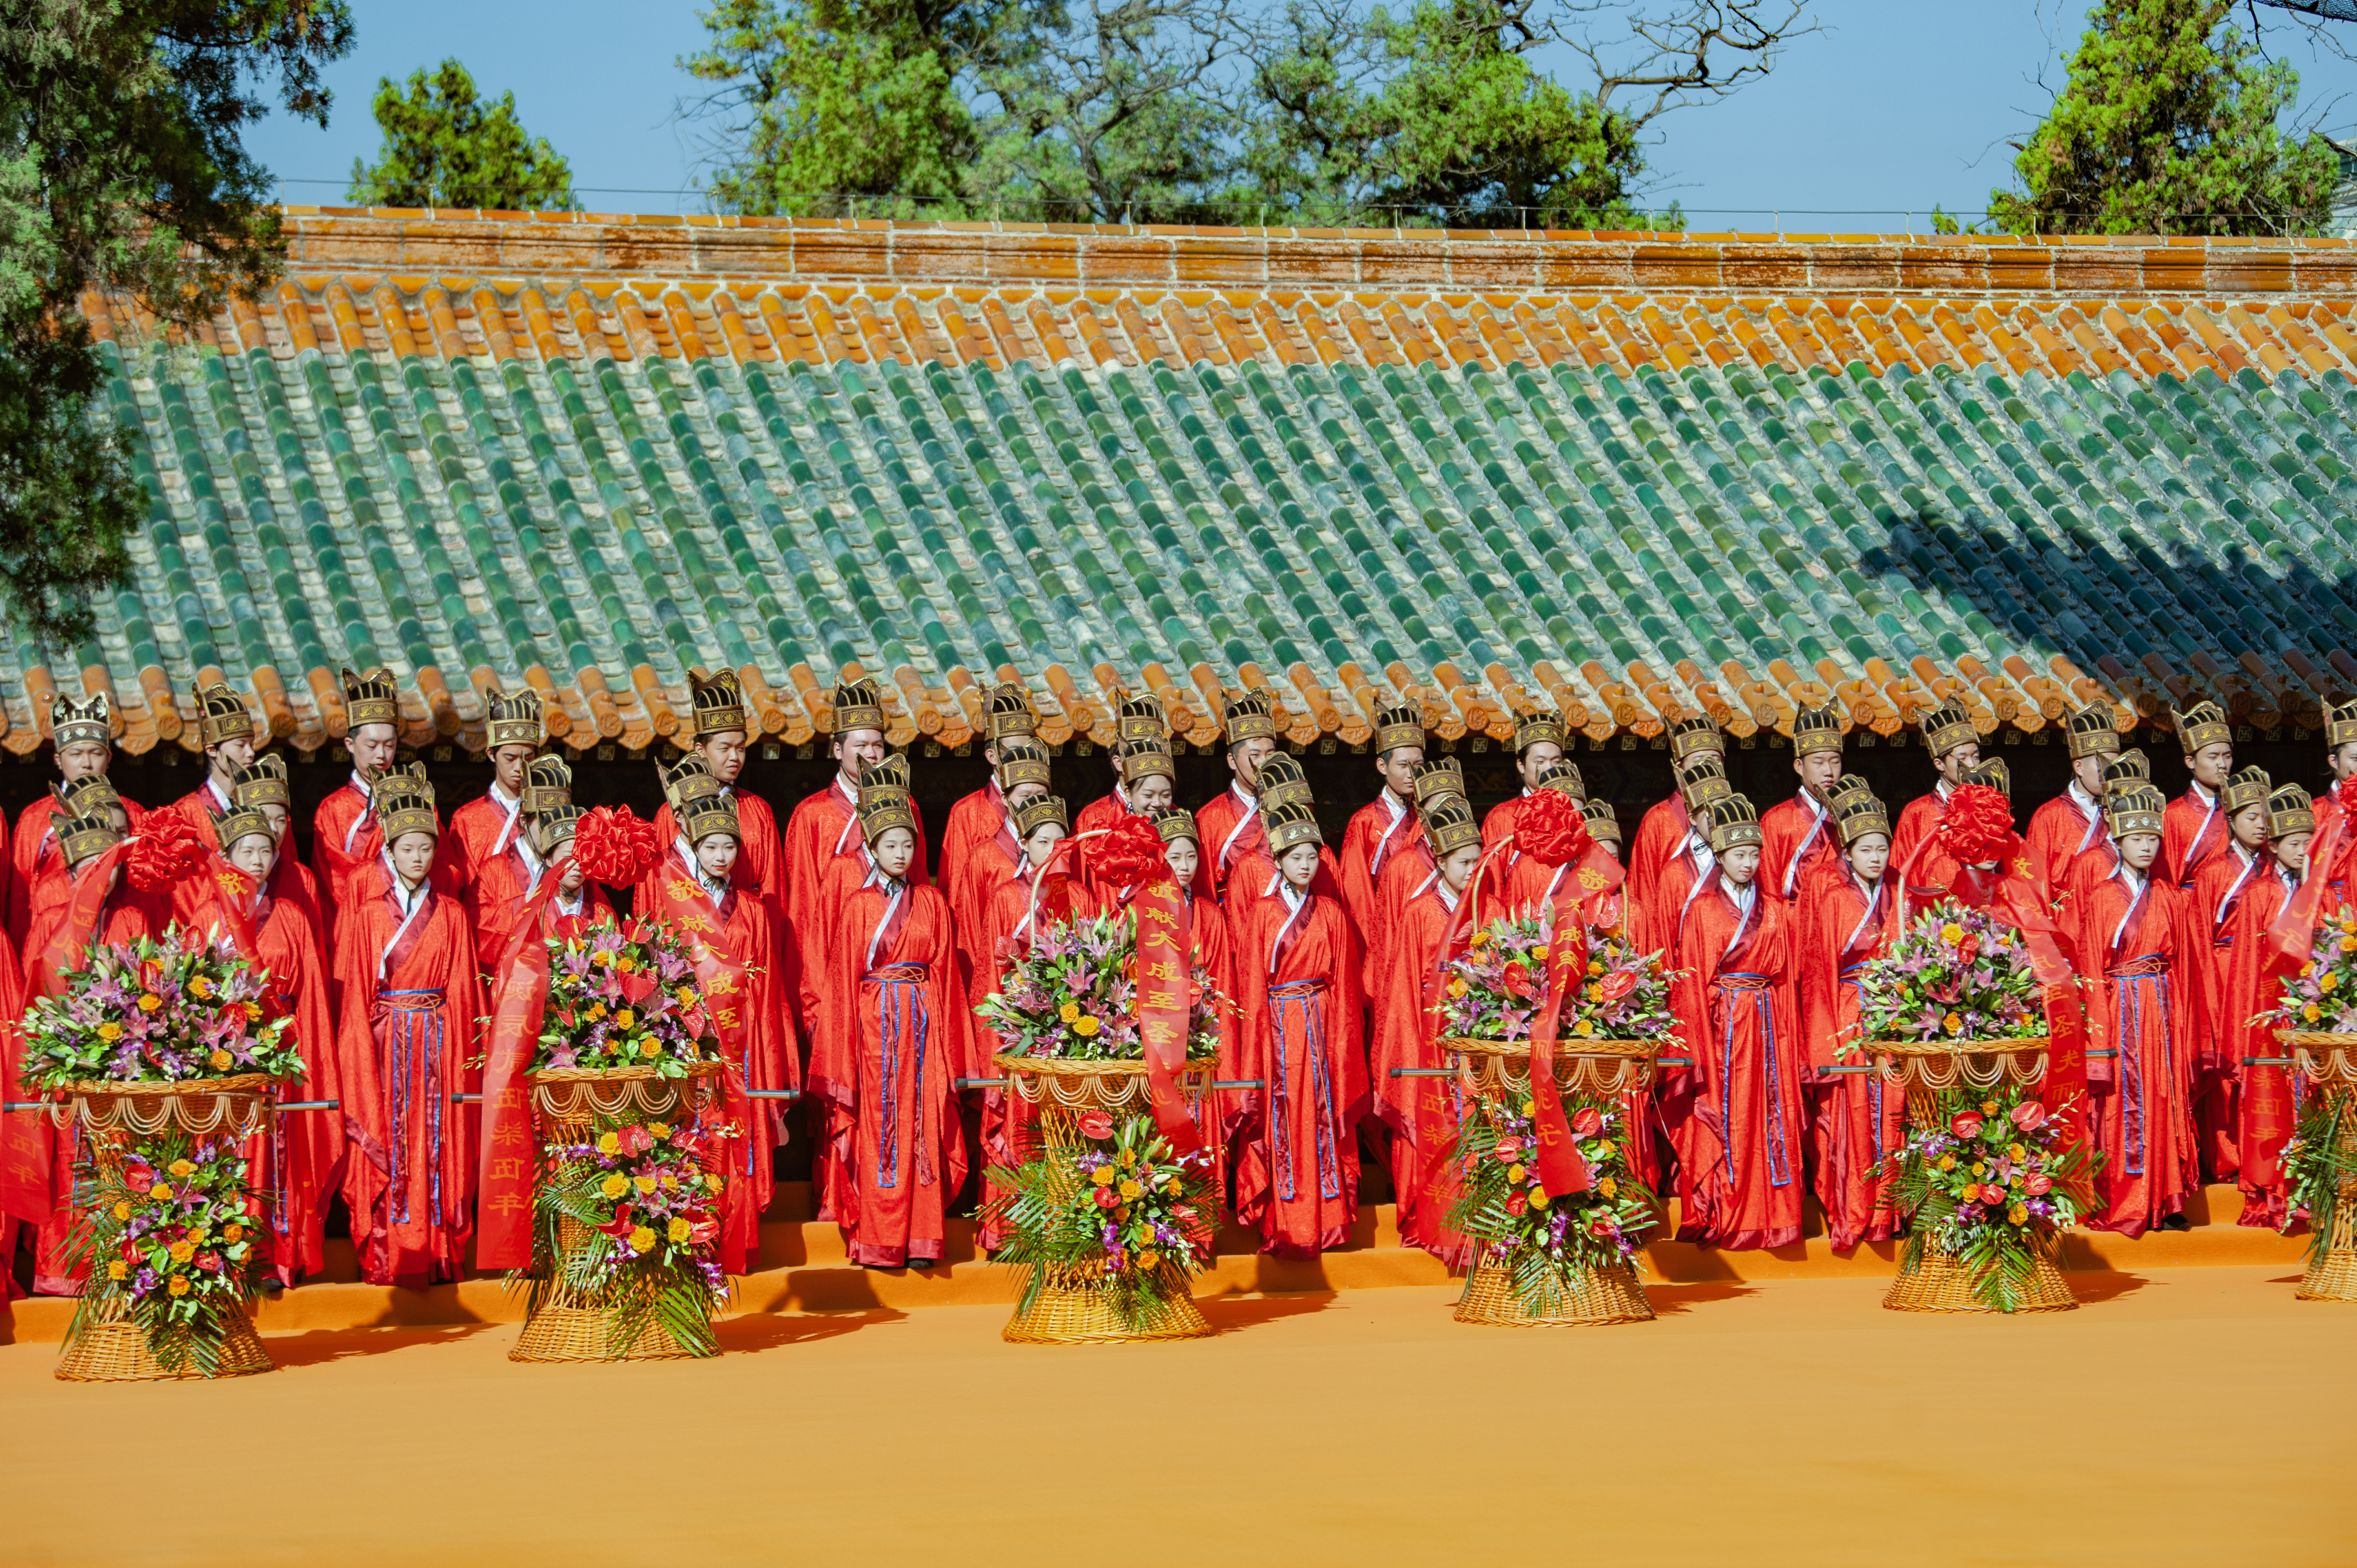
xmin=1536 ymin=759 xmax=1586 ymax=801
xmin=832 ymin=675 xmax=887 ymax=737
xmin=2067 ymin=704 xmax=2121 ymax=761
xmin=531 ymin=802 xmax=585 ymax=860
xmin=990 ymin=682 xmax=1040 ymax=742
xmin=1834 ymin=788 xmax=1891 ymax=847
xmin=1424 ymin=793 xmax=1482 ymax=857
xmin=522 ymin=755 xmax=573 ymax=815
xmin=1964 ymin=757 xmax=2011 ymax=796
xmin=1265 ymin=798 xmax=1322 ymax=853
xmin=374 ymin=776 xmax=439 ymax=842
xmin=49 ymin=690 xmax=112 ymax=750
xmin=1921 ymin=702 xmax=1977 ymax=760
xmin=192 ymin=680 xmax=253 ymax=749
xmin=341 ymin=667 xmax=401 ymax=730
xmin=2329 ymin=699 xmax=2357 ymax=749
xmin=1580 ymin=796 xmax=1622 ymax=847
xmin=688 ymin=668 xmax=749 ymax=740
xmin=2172 ymin=700 xmax=2231 ymax=756
xmin=231 ymin=754 xmax=290 ymax=810
xmin=2101 ymin=749 xmax=2150 ymax=796
xmin=1669 ymin=714 xmax=1723 ymax=764
xmin=681 ymin=791 xmax=742 ymax=847
xmin=1113 ymin=692 xmax=1164 ymax=745
xmin=2269 ymin=783 xmax=2315 ymax=838
xmin=54 ymin=776 xmax=119 ymax=822
xmin=1011 ymin=794 xmax=1067 ymax=839
xmin=1154 ymin=807 xmax=1198 ymax=845
xmin=1375 ymin=702 xmax=1424 ymax=757
xmin=485 ymin=686 xmax=544 ymax=750
xmin=1120 ymin=739 xmax=1175 ymax=783
xmin=996 ymin=736 xmax=1052 ymax=790
xmin=1223 ymin=690 xmax=1279 ymax=745
xmin=1514 ymin=710 xmax=1565 ymax=754
xmin=857 ymin=752 xmax=917 ymax=844
xmin=660 ymin=754 xmax=722 ymax=812
xmin=2223 ymin=766 xmax=2273 ymax=813
xmin=1792 ymin=703 xmax=1842 ymax=759
xmin=2106 ymin=783 xmax=2166 ymax=839
xmin=1706 ymin=792 xmax=1763 ymax=853
xmin=56 ymin=809 xmax=123 ymax=866
xmin=1254 ymin=750 xmax=1314 ymax=813
xmin=1410 ymin=756 xmax=1464 ymax=808
xmin=1679 ymin=752 xmax=1732 ymax=810
xmin=213 ymin=806 xmax=276 ymax=853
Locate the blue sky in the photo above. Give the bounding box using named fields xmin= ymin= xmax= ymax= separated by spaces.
xmin=244 ymin=0 xmax=2357 ymax=226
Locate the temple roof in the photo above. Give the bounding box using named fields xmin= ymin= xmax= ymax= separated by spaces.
xmin=35 ymin=210 xmax=2357 ymax=757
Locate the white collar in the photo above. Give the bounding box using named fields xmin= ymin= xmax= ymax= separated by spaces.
xmin=2189 ymin=780 xmax=2217 ymax=808
xmin=205 ymin=775 xmax=235 ymax=811
xmin=2068 ymin=780 xmax=2101 ymax=813
xmin=1231 ymin=780 xmax=1259 ymax=812
xmin=351 ymin=770 xmax=374 ymax=800
xmin=385 ymin=866 xmax=429 ymax=916
xmin=1382 ymin=788 xmax=1409 ymax=821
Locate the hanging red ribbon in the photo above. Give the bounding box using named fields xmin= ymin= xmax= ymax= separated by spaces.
xmin=1068 ymin=824 xmax=1205 ymax=1156
xmin=2269 ymin=779 xmax=2356 ymax=972
xmin=474 ymin=855 xmax=577 ymax=1271
xmin=1520 ymin=804 xmax=1619 ymax=1200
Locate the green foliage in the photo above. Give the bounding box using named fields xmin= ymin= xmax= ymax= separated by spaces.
xmin=527 ymin=1114 xmax=728 ymax=1359
xmin=985 ymin=1110 xmax=1215 ymax=1326
xmin=1444 ymin=1088 xmax=1656 ymax=1316
xmin=347 ymin=58 xmax=578 ymax=212
xmin=2281 ymin=1086 xmax=2356 ymax=1263
xmin=69 ymin=1131 xmax=267 ymax=1377
xmin=0 ymin=0 xmax=352 ymax=646
xmin=1988 ymin=0 xmax=2338 ymax=236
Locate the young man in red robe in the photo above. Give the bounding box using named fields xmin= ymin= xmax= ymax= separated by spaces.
xmin=157 ymin=680 xmax=258 ymax=840
xmin=312 ymin=668 xmax=432 ymax=950
xmin=1479 ymin=710 xmax=1567 ymax=853
xmin=809 ymin=765 xmax=969 ymax=1268
xmin=2309 ymin=700 xmax=2357 ymax=911
xmin=1890 ymin=702 xmax=1982 ymax=901
xmin=2027 ymin=706 xmax=2119 ymax=898
xmin=1663 ymin=793 xmax=1805 ymax=1251
xmin=14 ymin=777 xmax=132 ymax=961
xmin=1230 ymin=795 xmax=1367 ymax=1258
xmin=1502 ymin=761 xmax=1591 ymax=915
xmin=650 ymin=669 xmax=790 ymax=912
xmin=1368 ymin=792 xmax=1483 ymax=1261
xmin=2163 ymin=700 xmax=2235 ymax=889
xmin=1629 ymin=715 xmax=1722 ymax=894
xmin=1900 ymin=759 xmax=2033 ymax=917
xmin=1216 ymin=749 xmax=1343 ymax=915
xmin=464 ymin=755 xmax=574 ymax=975
xmin=942 ymin=682 xmax=1039 ymax=925
xmin=945 ymin=735 xmax=1052 ymax=977
xmin=1194 ymin=690 xmax=1283 ymax=905
xmin=1635 ymin=754 xmax=1732 ymax=964
xmin=639 ymin=779 xmax=791 ymax=1276
xmin=2069 ymin=783 xmax=2196 ymax=1236
xmin=446 ymin=688 xmax=546 ymax=907
xmin=1761 ymin=704 xmax=1845 ymax=905
xmin=7 ymin=692 xmax=144 ymax=947
xmin=1341 ymin=703 xmax=1427 ymax=946
xmin=330 ymin=775 xmax=486 ymax=1287
xmin=1075 ymin=737 xmax=1177 ymax=904
xmin=1794 ymin=788 xmax=1904 ymax=1251
xmin=2230 ymin=786 xmax=2312 ymax=1227
xmin=2181 ymin=766 xmax=2274 ymax=1184
xmin=1369 ymin=759 xmax=1463 ymax=970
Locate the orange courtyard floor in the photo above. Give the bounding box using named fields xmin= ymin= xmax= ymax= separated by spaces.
xmin=3 ymin=1266 xmax=2350 ymax=1567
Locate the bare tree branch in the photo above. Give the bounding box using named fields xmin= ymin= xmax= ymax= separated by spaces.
xmin=1556 ymin=1 xmax=1818 ymax=128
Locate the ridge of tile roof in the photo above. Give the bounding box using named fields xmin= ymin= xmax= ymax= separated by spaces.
xmin=23 ymin=215 xmax=2357 ymax=758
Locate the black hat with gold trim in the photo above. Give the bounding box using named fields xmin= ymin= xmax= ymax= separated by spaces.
xmin=1792 ymin=703 xmax=1842 ymax=759
xmin=522 ymin=754 xmax=573 ymax=815
xmin=688 ymin=668 xmax=750 ymax=740
xmin=1410 ymin=756 xmax=1464 ymax=808
xmin=2101 ymin=749 xmax=2150 ymax=796
xmin=1424 ymin=793 xmax=1483 ymax=857
xmin=374 ymin=775 xmax=439 ymax=842
xmin=192 ymin=680 xmax=254 ymax=749
xmin=2106 ymin=782 xmax=2166 ymax=839
xmin=2268 ymin=783 xmax=2315 ymax=838
xmin=1823 ymin=772 xmax=1872 ymax=809
xmin=996 ymin=736 xmax=1053 ymax=790
xmin=682 ymin=790 xmax=742 ymax=847
xmin=485 ymin=686 xmax=544 ymax=750
xmin=991 ymin=682 xmax=1041 ymax=743
xmin=2330 ymin=698 xmax=2357 ymax=750
xmin=1921 ymin=702 xmax=1978 ymax=760
xmin=231 ymin=754 xmax=290 ymax=810
xmin=53 ymin=775 xmax=120 ymax=823
xmin=1223 ymin=689 xmax=1279 ymax=745
xmin=341 ymin=667 xmax=400 ymax=730
xmin=49 ymin=690 xmax=112 ymax=751
xmin=1579 ymin=796 xmax=1622 ymax=847
xmin=1375 ymin=701 xmax=1424 ymax=757
xmin=1834 ymin=788 xmax=1891 ymax=847
xmin=1255 ymin=750 xmax=1314 ymax=813
xmin=857 ymin=752 xmax=918 ymax=845
xmin=56 ymin=807 xmax=124 ymax=866
xmin=1120 ymin=738 xmax=1175 ymax=783
xmin=2173 ymin=700 xmax=2231 ymax=756
xmin=1670 ymin=714 xmax=1723 ymax=765
xmin=1964 ymin=757 xmax=2011 ymax=796
xmin=1113 ymin=692 xmax=1163 ymax=745
xmin=832 ymin=675 xmax=887 ymax=737
xmin=2223 ymin=766 xmax=2273 ymax=813
xmin=1678 ymin=752 xmax=1733 ymax=811
xmin=1154 ymin=807 xmax=1199 ymax=846
xmin=1706 ymin=792 xmax=1763 ymax=853
xmin=531 ymin=801 xmax=585 ymax=861
xmin=1536 ymin=759 xmax=1586 ymax=801
xmin=213 ymin=806 xmax=276 ymax=854
xmin=1514 ymin=710 xmax=1566 ymax=754
xmin=1265 ymin=798 xmax=1322 ymax=853
xmin=660 ymin=754 xmax=723 ymax=813
xmin=2067 ymin=703 xmax=2121 ymax=761
xmin=1011 ymin=793 xmax=1067 ymax=839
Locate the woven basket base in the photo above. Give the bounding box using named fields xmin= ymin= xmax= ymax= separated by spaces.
xmin=510 ymin=1304 xmax=698 ymax=1363
xmin=1883 ymin=1246 xmax=2078 ymax=1314
xmin=55 ymin=1308 xmax=273 ymax=1381
xmin=2294 ymin=1246 xmax=2357 ymax=1303
xmin=1002 ymin=1266 xmax=1214 ymax=1344
xmin=1454 ymin=1258 xmax=1654 ymax=1327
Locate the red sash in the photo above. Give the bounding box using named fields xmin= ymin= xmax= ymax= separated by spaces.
xmin=475 ymin=859 xmax=578 ymax=1270
xmin=1523 ymin=835 xmax=1628 ymax=1197
xmin=1130 ymin=871 xmax=1205 ymax=1155
xmin=201 ymin=854 xmax=262 ymax=960
xmin=647 ymin=861 xmax=757 ymax=1170
xmin=35 ymin=839 xmax=135 ymax=1000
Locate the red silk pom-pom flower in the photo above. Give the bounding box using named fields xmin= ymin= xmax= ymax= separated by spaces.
xmin=1937 ymin=782 xmax=2015 ymax=865
xmin=573 ymin=806 xmax=662 ymax=889
xmin=1514 ymin=788 xmax=1589 ymax=868
xmin=1086 ymin=814 xmax=1166 ymax=891
xmin=126 ymin=814 xmax=209 ymax=891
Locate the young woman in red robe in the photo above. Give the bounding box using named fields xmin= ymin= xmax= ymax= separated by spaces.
xmin=1368 ymin=795 xmax=1483 ymax=1261
xmin=5 ymin=693 xmax=144 ymax=948
xmin=810 ymin=775 xmax=970 ymax=1268
xmin=1638 ymin=758 xmax=1730 ymax=966
xmin=1794 ymin=790 xmax=1905 ymax=1252
xmin=2231 ymin=787 xmax=2312 ymax=1227
xmin=2069 ymin=785 xmax=2197 ymax=1237
xmin=1664 ymin=794 xmax=1805 ymax=1251
xmin=1073 ymin=738 xmax=1175 ymax=904
xmin=1229 ymin=798 xmax=1368 ymax=1258
xmin=2181 ymin=768 xmax=2275 ymax=1184
xmin=330 ymin=778 xmax=486 ymax=1288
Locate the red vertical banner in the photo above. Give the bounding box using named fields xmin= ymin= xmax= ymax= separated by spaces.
xmin=1524 ymin=840 xmax=1623 ymax=1198
xmin=474 ymin=869 xmax=569 ymax=1270
xmin=1130 ymin=879 xmax=1205 ymax=1155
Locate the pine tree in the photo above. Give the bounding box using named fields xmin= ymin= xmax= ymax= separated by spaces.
xmin=347 ymin=59 xmax=579 ymax=213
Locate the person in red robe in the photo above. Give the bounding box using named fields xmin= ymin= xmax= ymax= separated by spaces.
xmin=14 ymin=777 xmax=133 ymax=962
xmin=462 ymin=755 xmax=577 ymax=975
xmin=311 ymin=668 xmax=433 ymax=951
xmin=1369 ymin=759 xmax=1464 ymax=977
xmin=809 ymin=767 xmax=969 ymax=1268
xmin=188 ymin=806 xmax=344 ymax=1286
xmin=7 ymin=692 xmax=145 ymax=948
xmin=2026 ymin=705 xmax=2119 ymax=898
xmin=1502 ymin=761 xmax=1591 ymax=915
xmin=1760 ymin=703 xmax=1847 ymax=905
xmin=1663 ymin=793 xmax=1805 ymax=1251
xmin=225 ymin=755 xmax=323 ymax=953
xmin=1794 ymin=788 xmax=1905 ymax=1251
xmin=941 ymin=682 xmax=1038 ymax=932
xmin=2232 ymin=786 xmax=2312 ymax=1227
xmin=2162 ymin=700 xmax=2236 ymax=889
xmin=1368 ymin=792 xmax=1483 ymax=1261
xmin=330 ymin=775 xmax=486 ymax=1287
xmin=1902 ymin=759 xmax=2035 ymax=918
xmin=2180 ymin=766 xmax=2275 ymax=1184
xmin=649 ymin=670 xmax=790 ymax=915
xmin=1214 ymin=748 xmax=1344 ymax=916
xmin=1629 ymin=715 xmax=1723 ymax=894
xmin=1229 ymin=795 xmax=1367 ymax=1258
xmin=1339 ymin=702 xmax=1427 ymax=945
xmin=2068 ymin=783 xmax=2196 ymax=1236
xmin=2310 ymin=701 xmax=2357 ymax=912
xmin=970 ymin=794 xmax=1082 ymax=1242
xmin=446 ymin=688 xmax=548 ymax=909
xmin=944 ymin=735 xmax=1052 ymax=991
xmin=6 ymin=807 xmax=174 ymax=1293
xmin=1194 ymin=689 xmax=1284 ymax=906
xmin=1478 ymin=710 xmax=1568 ymax=853
xmin=1074 ymin=736 xmax=1177 ymax=903
xmin=1889 ymin=702 xmax=1983 ymax=900
xmin=637 ymin=784 xmax=792 ymax=1276
xmin=1635 ymin=754 xmax=1733 ymax=964
xmin=155 ymin=679 xmax=257 ymax=841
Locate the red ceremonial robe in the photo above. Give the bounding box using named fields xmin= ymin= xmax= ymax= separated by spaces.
xmin=940 ymin=777 xmax=1008 ymax=915
xmin=2222 ymin=863 xmax=2299 ymax=1227
xmin=2026 ymin=785 xmax=2107 ymax=900
xmin=651 ymin=785 xmax=789 ymax=910
xmin=1071 ymin=789 xmax=1145 ymax=902
xmin=158 ymin=780 xmax=235 ymax=927
xmin=970 ymin=863 xmax=1087 ymax=1250
xmin=2184 ymin=845 xmax=2265 ymax=1183
xmin=331 ymin=864 xmax=485 ymax=1287
xmin=1761 ymin=793 xmax=1840 ymax=906
xmin=2162 ymin=784 xmax=2228 ymax=890
xmin=947 ymin=804 xmax=1023 ymax=999
xmin=1339 ymin=790 xmax=1423 ymax=952
xmin=1627 ymin=793 xmax=1690 ymax=901
xmin=1196 ymin=783 xmax=1346 ymax=908
xmin=810 ymin=876 xmax=969 ymax=1266
xmin=1795 ymin=868 xmax=1904 ymax=1250
xmin=1368 ymin=870 xmax=1471 ymax=1262
xmin=1636 ymin=834 xmax=1715 ymax=970
xmin=1480 ymin=791 xmax=1534 ymax=859
xmin=1664 ymin=879 xmax=1805 ymax=1250
xmin=2072 ymin=867 xmax=2196 ymax=1236
xmin=446 ymin=784 xmax=528 ymax=906
xmin=1888 ymin=786 xmax=1951 ymax=902
xmin=6 ymin=791 xmax=146 ymax=948
xmin=2315 ymin=790 xmax=2357 ymax=915
xmin=1097 ymin=880 xmax=1243 ymax=1169
xmin=783 ymin=775 xmax=931 ymax=1031
xmin=1229 ymin=885 xmax=1367 ymax=1257
xmin=0 ymin=932 xmax=23 ymax=1299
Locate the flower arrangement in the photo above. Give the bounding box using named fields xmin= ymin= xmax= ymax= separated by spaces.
xmin=537 ymin=917 xmax=712 ymax=1075
xmin=1435 ymin=915 xmax=1678 ymax=1045
xmin=975 ymin=909 xmax=1224 ymax=1062
xmin=1855 ymin=899 xmax=2046 ymax=1045
xmin=1885 ymin=1083 xmax=2094 ymax=1311
xmin=529 ymin=1115 xmax=731 ymax=1356
xmin=2270 ymin=912 xmax=2357 ymax=1035
xmin=1447 ymin=1094 xmax=1656 ymax=1313
xmin=20 ymin=931 xmax=301 ymax=1090
xmin=987 ymin=1110 xmax=1216 ymax=1325
xmin=70 ymin=1133 xmax=266 ymax=1375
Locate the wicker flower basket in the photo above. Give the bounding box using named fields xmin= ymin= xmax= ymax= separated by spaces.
xmin=511 ymin=1061 xmax=724 ymax=1365
xmin=1863 ymin=1036 xmax=2076 ymax=1314
xmin=2280 ymin=1030 xmax=2357 ymax=1303
xmin=1438 ymin=1036 xmax=1660 ymax=1328
xmin=994 ymin=1053 xmax=1217 ymax=1345
xmin=47 ymin=1076 xmax=282 ymax=1382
